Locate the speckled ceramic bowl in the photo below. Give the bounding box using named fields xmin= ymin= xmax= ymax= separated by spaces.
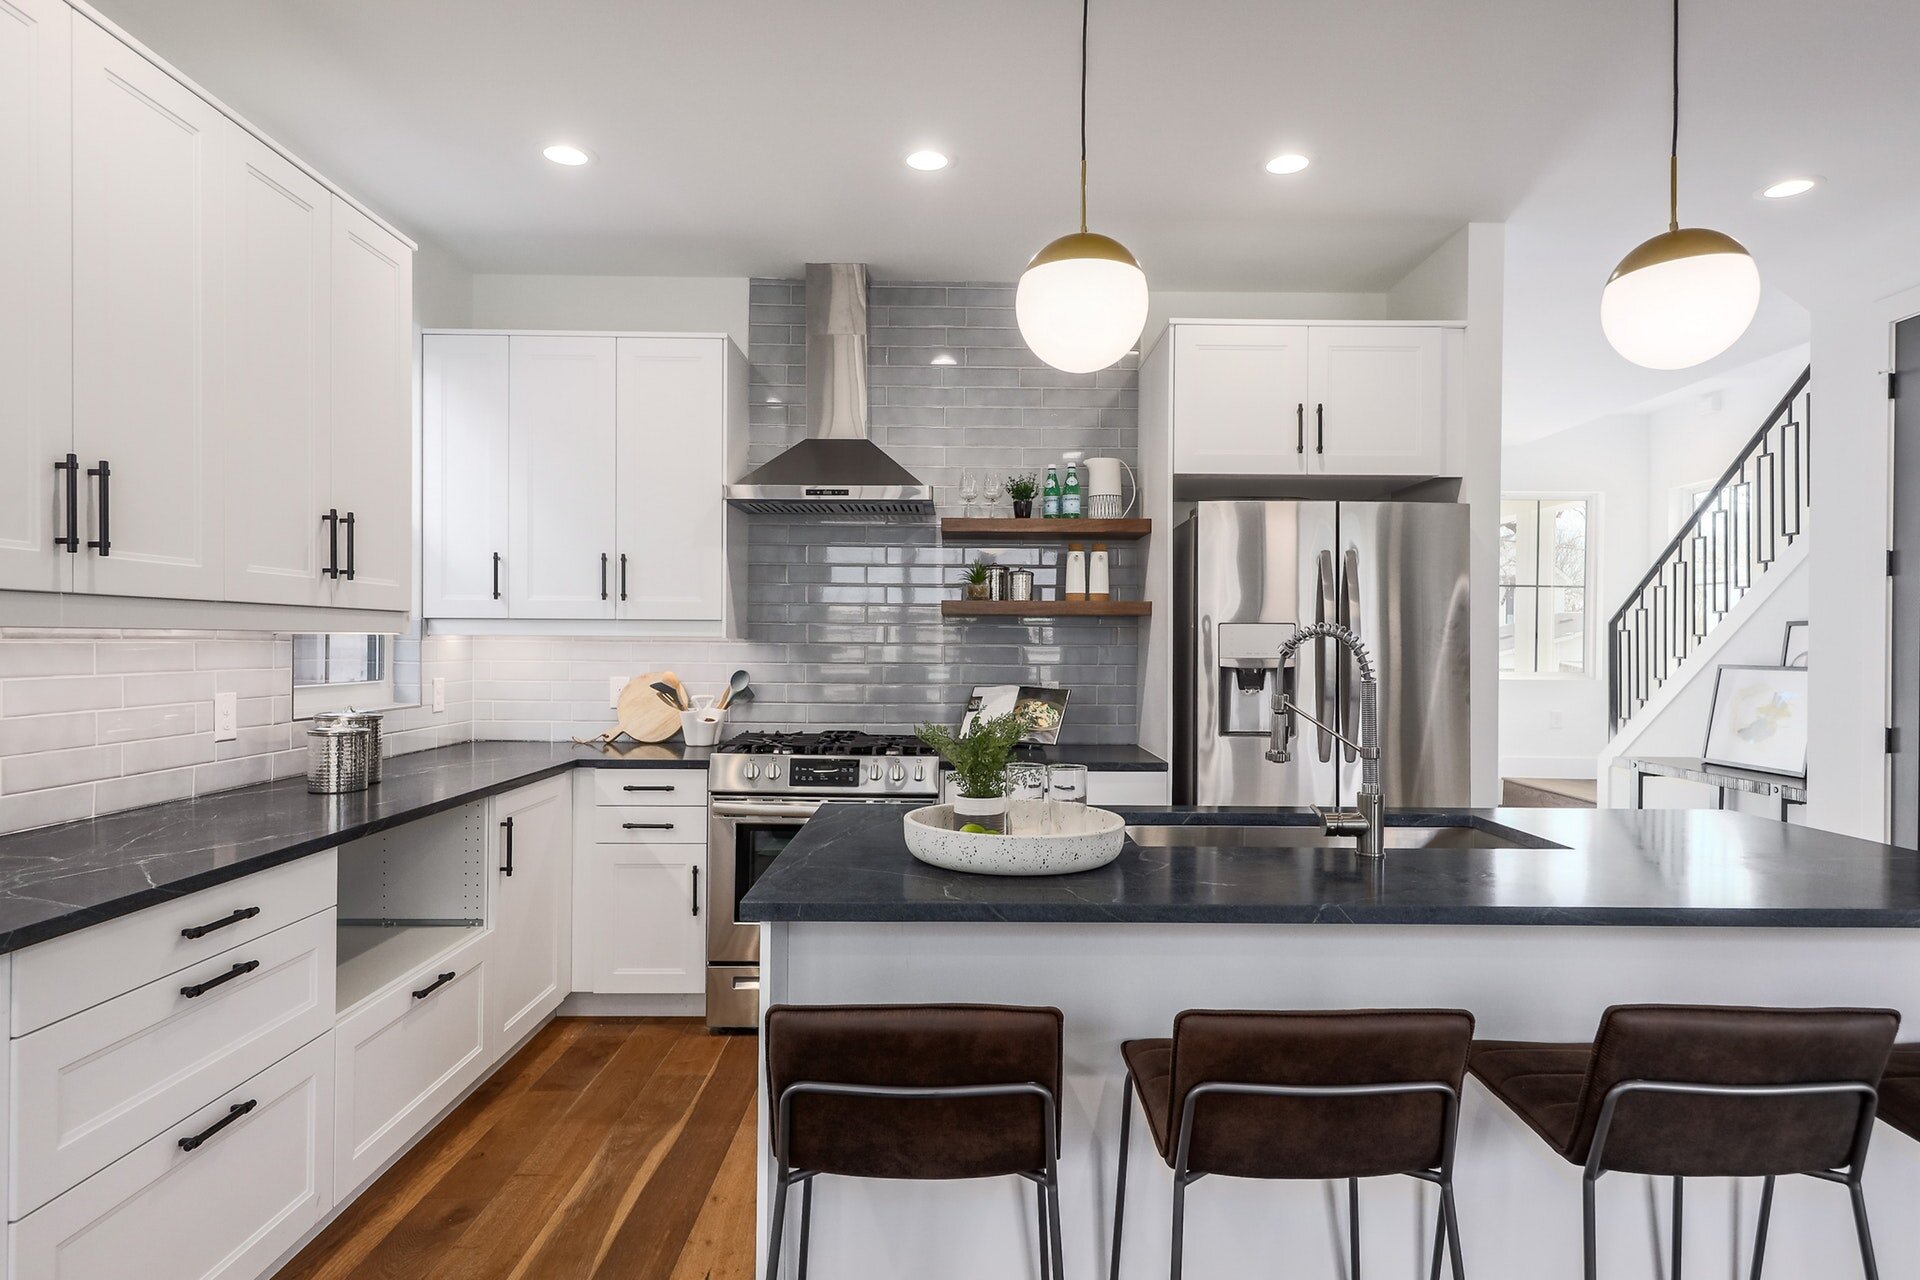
xmin=903 ymin=801 xmax=1126 ymax=876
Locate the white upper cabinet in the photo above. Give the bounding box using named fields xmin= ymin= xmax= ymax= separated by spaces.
xmin=1306 ymin=325 xmax=1444 ymax=475
xmin=325 ymin=200 xmax=412 ymax=613
xmin=509 ymin=335 xmax=618 ymax=619
xmin=1167 ymin=322 xmax=1449 ymax=479
xmin=221 ymin=131 xmax=331 ymax=607
xmin=1171 ymin=324 xmax=1311 ymax=475
xmin=422 ymin=334 xmax=510 ymax=618
xmin=0 ymin=0 xmax=71 ymax=595
xmin=615 ymin=337 xmax=739 ymax=623
xmin=70 ymin=14 xmax=228 ymax=601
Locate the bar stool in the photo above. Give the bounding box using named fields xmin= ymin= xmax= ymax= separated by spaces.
xmin=1470 ymin=1004 xmax=1899 ymax=1280
xmin=1871 ymin=1043 xmax=1920 ymax=1145
xmin=1109 ymin=1008 xmax=1475 ymax=1280
xmin=763 ymin=1003 xmax=1065 ymax=1280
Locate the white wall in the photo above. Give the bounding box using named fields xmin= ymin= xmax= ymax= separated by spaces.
xmin=1386 ymin=227 xmax=1468 ymax=321
xmin=411 ymin=234 xmax=474 ymax=330
xmin=467 ymin=274 xmax=750 ymax=349
xmin=1142 ymin=290 xmax=1390 ymax=357
xmin=1459 ymin=223 xmax=1507 ymax=804
xmin=1499 ymin=413 xmax=1650 ymax=777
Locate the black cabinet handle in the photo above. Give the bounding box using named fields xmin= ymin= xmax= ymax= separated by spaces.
xmin=500 ymin=815 xmax=515 ymax=877
xmin=622 ymin=821 xmax=676 ymax=831
xmin=691 ymin=866 xmax=699 ymax=917
xmin=178 ymin=1099 xmax=257 ymax=1153
xmin=181 ymin=906 xmax=260 ymax=941
xmin=600 ymin=552 xmax=609 ymax=601
xmin=413 ymin=970 xmax=457 ymax=1000
xmin=492 ymin=551 xmax=502 ymax=601
xmin=1295 ymin=404 xmax=1305 ymax=455
xmin=622 ymin=784 xmax=675 ymax=793
xmin=180 ymin=959 xmax=259 ymax=999
xmin=1315 ymin=404 xmax=1324 ymax=455
xmin=619 ymin=553 xmax=628 ymax=601
xmin=343 ymin=511 xmax=357 ymax=580
xmin=86 ymin=460 xmax=111 ymax=555
xmin=322 ymin=509 xmax=340 ymax=579
xmin=54 ymin=454 xmax=80 ymax=552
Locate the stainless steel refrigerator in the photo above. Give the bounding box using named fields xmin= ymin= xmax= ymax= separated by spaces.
xmin=1174 ymin=500 xmax=1471 ymax=807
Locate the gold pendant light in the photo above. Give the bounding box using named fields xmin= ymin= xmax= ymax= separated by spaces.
xmin=1601 ymin=0 xmax=1760 ymax=370
xmin=1016 ymin=0 xmax=1148 ymax=374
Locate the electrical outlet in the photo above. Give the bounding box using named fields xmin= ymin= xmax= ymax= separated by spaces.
xmin=1547 ymin=710 xmax=1564 ymax=730
xmin=213 ymin=691 xmax=238 ymax=742
xmin=432 ymin=677 xmax=446 ymax=713
xmin=609 ymin=676 xmax=626 ymax=708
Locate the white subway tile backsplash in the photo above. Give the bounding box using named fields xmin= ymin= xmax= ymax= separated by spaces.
xmin=2 ymin=745 xmax=123 ymax=794
xmin=123 ymin=671 xmax=214 ymax=708
xmin=0 ymin=784 xmax=96 ymax=834
xmin=0 ymin=713 xmax=96 ymax=758
xmin=97 ymin=703 xmax=197 ymax=745
xmin=0 ymin=642 xmax=96 ymax=678
xmin=1 ymin=676 xmax=122 ymax=717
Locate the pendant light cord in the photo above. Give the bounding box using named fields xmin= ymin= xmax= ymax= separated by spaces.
xmin=1668 ymin=0 xmax=1680 ymax=231
xmin=1079 ymin=0 xmax=1090 ymax=233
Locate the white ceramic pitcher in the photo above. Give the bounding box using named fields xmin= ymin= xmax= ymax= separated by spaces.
xmin=1083 ymin=457 xmax=1136 ymax=518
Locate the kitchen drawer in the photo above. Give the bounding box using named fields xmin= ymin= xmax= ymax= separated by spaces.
xmin=12 ymin=851 xmax=337 ymax=1036
xmin=11 ymin=1033 xmax=332 ymax=1279
xmin=587 ymin=806 xmax=707 ymax=846
xmin=11 ymin=908 xmax=335 ymax=1217
xmin=334 ymin=928 xmax=490 ymax=1193
xmin=588 ymin=768 xmax=708 ymax=807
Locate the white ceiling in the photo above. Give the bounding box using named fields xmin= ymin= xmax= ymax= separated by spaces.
xmin=94 ymin=0 xmax=1920 ymax=436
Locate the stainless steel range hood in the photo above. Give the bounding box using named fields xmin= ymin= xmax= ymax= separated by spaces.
xmin=725 ymin=263 xmax=934 ymax=518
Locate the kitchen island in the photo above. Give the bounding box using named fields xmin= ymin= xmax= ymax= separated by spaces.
xmin=742 ymin=804 xmax=1920 ymax=1279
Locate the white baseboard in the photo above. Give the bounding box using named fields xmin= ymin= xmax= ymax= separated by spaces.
xmin=557 ymin=992 xmax=705 ymax=1018
xmin=1499 ymin=757 xmax=1597 ymax=780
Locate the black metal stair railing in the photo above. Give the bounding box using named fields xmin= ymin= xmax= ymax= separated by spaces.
xmin=1607 ymin=367 xmax=1812 ymax=735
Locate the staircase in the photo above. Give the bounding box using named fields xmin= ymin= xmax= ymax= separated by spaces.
xmin=1608 ymin=367 xmax=1812 ymax=735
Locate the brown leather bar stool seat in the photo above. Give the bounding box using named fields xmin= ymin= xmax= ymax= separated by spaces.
xmin=1110 ymin=1009 xmax=1476 ymax=1280
xmin=763 ymin=1003 xmax=1065 ymax=1280
xmin=1871 ymin=1043 xmax=1920 ymax=1142
xmin=1471 ymin=1004 xmax=1899 ymax=1280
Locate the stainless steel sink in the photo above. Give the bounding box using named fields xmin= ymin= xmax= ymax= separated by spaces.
xmin=1126 ymin=822 xmax=1563 ymax=852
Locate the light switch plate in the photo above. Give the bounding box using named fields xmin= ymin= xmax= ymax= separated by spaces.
xmin=432 ymin=677 xmax=446 ymax=713
xmin=213 ymin=691 xmax=238 ymax=742
xmin=609 ymin=676 xmax=625 ymax=708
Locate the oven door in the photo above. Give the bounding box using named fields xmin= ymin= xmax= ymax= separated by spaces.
xmin=708 ymin=798 xmax=821 ymax=966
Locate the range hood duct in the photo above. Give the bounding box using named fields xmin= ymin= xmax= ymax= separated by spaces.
xmin=725 ymin=263 xmax=935 ymax=519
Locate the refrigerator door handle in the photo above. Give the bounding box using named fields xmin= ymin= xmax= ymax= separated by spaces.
xmin=1340 ymin=547 xmax=1362 ymax=763
xmin=1316 ymin=549 xmax=1336 ymax=762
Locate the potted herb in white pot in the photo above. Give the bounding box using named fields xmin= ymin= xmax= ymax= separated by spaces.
xmin=916 ymin=709 xmax=1033 ymax=834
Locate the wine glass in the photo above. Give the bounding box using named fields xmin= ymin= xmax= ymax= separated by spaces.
xmin=959 ymin=469 xmax=980 ymax=514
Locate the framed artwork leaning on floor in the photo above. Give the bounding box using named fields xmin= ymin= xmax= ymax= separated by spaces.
xmin=1703 ymin=664 xmax=1810 ymax=777
xmin=1781 ymin=619 xmax=1809 ymax=668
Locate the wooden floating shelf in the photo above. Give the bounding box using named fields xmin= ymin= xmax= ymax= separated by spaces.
xmin=940 ymin=600 xmax=1152 ymax=619
xmin=940 ymin=518 xmax=1152 ymax=541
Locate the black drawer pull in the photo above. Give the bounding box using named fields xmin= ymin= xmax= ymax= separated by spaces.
xmin=178 ymin=1099 xmax=257 ymax=1153
xmin=180 ymin=959 xmax=259 ymax=999
xmin=413 ymin=970 xmax=457 ymax=1000
xmin=342 ymin=511 xmax=357 ymax=580
xmin=501 ymin=815 xmax=515 ymax=877
xmin=621 ymin=784 xmax=676 ymax=793
xmin=181 ymin=906 xmax=261 ymax=941
xmin=54 ymin=454 xmax=80 ymax=552
xmin=691 ymin=866 xmax=699 ymax=917
xmin=622 ymin=822 xmax=677 ymax=831
xmin=492 ymin=550 xmax=502 ymax=600
xmin=322 ymin=509 xmax=340 ymax=579
xmin=87 ymin=460 xmax=111 ymax=555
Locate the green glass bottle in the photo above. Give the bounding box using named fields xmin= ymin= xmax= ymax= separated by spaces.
xmin=1061 ymin=460 xmax=1082 ymax=517
xmin=1042 ymin=464 xmax=1061 ymax=518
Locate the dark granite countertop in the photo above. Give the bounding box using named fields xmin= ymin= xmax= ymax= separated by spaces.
xmin=741 ymin=803 xmax=1920 ymax=928
xmin=1007 ymin=743 xmax=1167 ymax=771
xmin=0 ymin=740 xmax=709 ymax=955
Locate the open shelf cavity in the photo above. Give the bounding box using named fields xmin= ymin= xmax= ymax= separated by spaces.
xmin=335 ymin=801 xmax=488 ymax=1015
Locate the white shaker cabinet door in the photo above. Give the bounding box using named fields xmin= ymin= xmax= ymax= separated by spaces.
xmin=487 ymin=776 xmax=572 ymax=1052
xmin=422 ymin=334 xmax=511 ymax=618
xmin=220 ymin=130 xmax=332 ymax=606
xmin=70 ymin=14 xmax=229 ymax=601
xmin=0 ymin=0 xmax=71 ymax=595
xmin=574 ymin=843 xmax=706 ymax=995
xmin=1307 ymin=326 xmax=1445 ymax=476
xmin=1171 ymin=324 xmax=1310 ymax=476
xmin=614 ymin=336 xmax=729 ymax=622
xmin=509 ymin=335 xmax=617 ymax=618
xmin=326 ymin=198 xmax=413 ymax=612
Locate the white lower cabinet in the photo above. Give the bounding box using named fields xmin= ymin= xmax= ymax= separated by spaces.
xmin=11 ymin=1033 xmax=333 ymax=1280
xmin=332 ymin=927 xmax=490 ymax=1192
xmin=488 ymin=777 xmax=572 ymax=1052
xmin=574 ymin=844 xmax=706 ymax=995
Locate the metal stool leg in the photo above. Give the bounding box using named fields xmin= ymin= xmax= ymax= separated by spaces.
xmin=1582 ymin=1175 xmax=1599 ymax=1280
xmin=796 ymin=1176 xmax=813 ymax=1280
xmin=1671 ymin=1175 xmax=1684 ymax=1280
xmin=1036 ymin=1179 xmax=1052 ymax=1280
xmin=1429 ymin=1185 xmax=1447 ymax=1280
xmin=766 ymin=1174 xmax=791 ymax=1280
xmin=1441 ymin=1177 xmax=1466 ymax=1280
xmin=1169 ymin=1174 xmax=1189 ymax=1280
xmin=1111 ymin=1076 xmax=1133 ymax=1280
xmin=1750 ymin=1176 xmax=1775 ymax=1280
xmin=1046 ymin=1170 xmax=1065 ymax=1280
xmin=1349 ymin=1177 xmax=1361 ymax=1280
xmin=1849 ymin=1179 xmax=1880 ymax=1280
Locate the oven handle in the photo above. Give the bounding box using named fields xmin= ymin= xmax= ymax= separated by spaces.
xmin=711 ymin=799 xmax=825 ymax=822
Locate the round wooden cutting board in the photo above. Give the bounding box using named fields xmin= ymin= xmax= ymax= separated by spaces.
xmin=615 ymin=671 xmax=686 ymax=743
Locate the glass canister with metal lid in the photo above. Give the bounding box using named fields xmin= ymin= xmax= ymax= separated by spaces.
xmin=310 ymin=710 xmax=384 ymax=783
xmin=306 ymin=722 xmax=375 ymax=794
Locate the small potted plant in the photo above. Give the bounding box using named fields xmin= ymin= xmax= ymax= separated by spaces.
xmin=961 ymin=559 xmax=993 ymax=600
xmin=917 ymin=708 xmax=1034 ymax=833
xmin=1004 ymin=473 xmax=1040 ymax=519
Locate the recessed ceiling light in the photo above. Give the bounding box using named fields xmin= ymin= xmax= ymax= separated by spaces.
xmin=1759 ymin=176 xmax=1820 ymax=199
xmin=930 ymin=353 xmax=958 ymax=366
xmin=1265 ymin=153 xmax=1311 ymax=175
xmin=906 ymin=150 xmax=950 ymax=171
xmin=542 ymin=143 xmax=592 ymax=166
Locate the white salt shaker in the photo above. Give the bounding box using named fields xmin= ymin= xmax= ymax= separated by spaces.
xmin=1088 ymin=543 xmax=1110 ymax=600
xmin=1064 ymin=544 xmax=1087 ymax=600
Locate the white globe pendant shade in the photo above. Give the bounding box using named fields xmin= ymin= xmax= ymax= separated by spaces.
xmin=1016 ymin=232 xmax=1149 ymax=374
xmin=1601 ymin=227 xmax=1761 ymax=370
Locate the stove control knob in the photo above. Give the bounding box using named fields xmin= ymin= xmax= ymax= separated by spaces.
xmin=914 ymin=762 xmax=927 ymax=782
xmin=768 ymin=763 xmax=782 ymax=780
xmin=889 ymin=764 xmax=906 ymax=784
xmin=744 ymin=763 xmax=760 ymax=781
xmin=868 ymin=764 xmax=882 ymax=782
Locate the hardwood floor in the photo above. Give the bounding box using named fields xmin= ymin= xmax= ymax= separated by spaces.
xmin=279 ymin=1017 xmax=759 ymax=1280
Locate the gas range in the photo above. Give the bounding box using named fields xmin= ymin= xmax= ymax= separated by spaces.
xmin=709 ymin=730 xmax=943 ymax=799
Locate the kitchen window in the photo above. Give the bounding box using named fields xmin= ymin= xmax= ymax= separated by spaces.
xmin=292 ymin=632 xmax=414 ymax=716
xmin=1499 ymin=497 xmax=1590 ymax=677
